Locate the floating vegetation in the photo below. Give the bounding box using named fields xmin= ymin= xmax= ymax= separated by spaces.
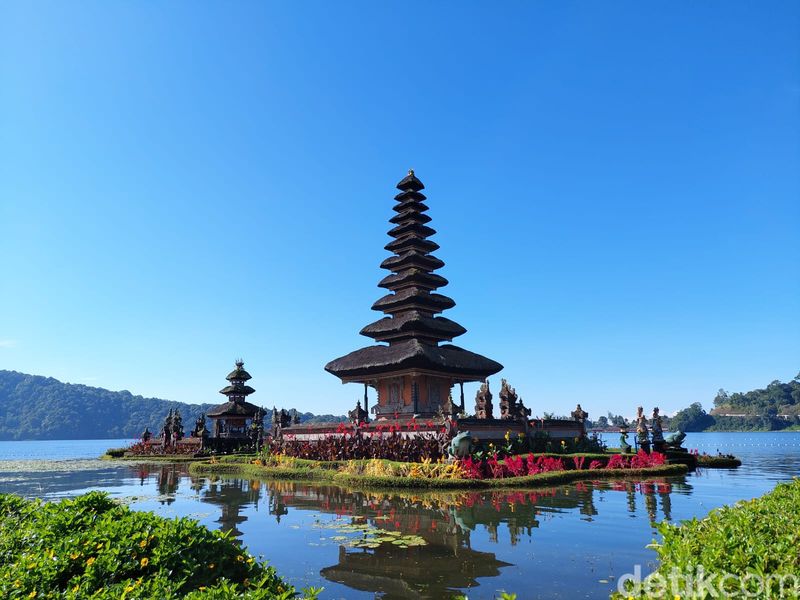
xmin=314 ymin=518 xmax=427 ymax=550
xmin=0 ymin=459 xmax=129 ymax=473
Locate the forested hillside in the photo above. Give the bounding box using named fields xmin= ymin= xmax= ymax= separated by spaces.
xmin=0 ymin=370 xmax=346 ymax=440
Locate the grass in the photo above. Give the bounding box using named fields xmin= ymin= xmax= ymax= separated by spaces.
xmin=189 ymin=456 xmax=688 ymax=491
xmin=613 ymin=478 xmax=800 ymax=599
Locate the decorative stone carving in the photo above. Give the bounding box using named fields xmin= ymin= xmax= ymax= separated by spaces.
xmin=448 ymin=431 xmax=473 ymax=459
xmin=348 ymin=400 xmax=368 ymax=424
xmin=498 ymin=379 xmax=531 ymax=421
xmin=475 ymin=380 xmax=493 ymax=419
xmin=665 ymin=430 xmax=687 ymax=450
xmin=571 ymin=404 xmax=588 ymax=424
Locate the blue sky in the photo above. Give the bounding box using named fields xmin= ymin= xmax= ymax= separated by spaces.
xmin=1 ymin=1 xmax=798 ymax=419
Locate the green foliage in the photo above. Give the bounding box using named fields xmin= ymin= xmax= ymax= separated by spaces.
xmin=0 ymin=370 xmax=345 ymax=440
xmin=0 ymin=491 xmax=318 ymax=599
xmin=670 ymin=402 xmax=715 ymax=432
xmin=614 ymin=478 xmax=800 ymax=599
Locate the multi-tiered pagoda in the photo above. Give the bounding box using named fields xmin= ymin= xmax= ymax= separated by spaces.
xmin=325 ymin=171 xmax=502 ymax=417
xmin=207 ymin=360 xmax=259 ymax=437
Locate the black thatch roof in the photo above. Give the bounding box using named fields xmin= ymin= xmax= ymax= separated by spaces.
xmin=219 ymin=384 xmax=256 ymax=396
xmin=380 ymin=252 xmax=444 ymax=272
xmin=384 ymin=236 xmax=439 ymax=255
xmin=207 ymin=400 xmax=260 ymax=418
xmin=371 ymin=289 xmax=455 ymax=313
xmin=325 ymin=339 xmax=502 ymax=380
xmin=395 ymin=170 xmax=424 ymax=192
xmin=225 ymin=360 xmax=252 ymax=382
xmin=360 ymin=311 xmax=466 ymax=342
xmin=377 ymin=270 xmax=448 ymax=291
xmin=326 ymin=170 xmax=502 ymax=382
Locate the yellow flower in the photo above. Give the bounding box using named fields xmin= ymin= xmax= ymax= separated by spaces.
xmin=236 ymin=554 xmax=244 ymax=562
xmin=86 ymin=557 xmax=96 ymax=566
xmin=140 ymin=557 xmax=149 ymax=567
xmin=73 ymin=585 xmax=80 ymax=593
xmin=124 ymin=585 xmax=135 ymax=593
xmin=139 ymin=540 xmax=147 ymax=548
xmin=70 ymin=552 xmax=80 ymax=560
xmin=504 ymin=431 xmax=510 ymax=442
xmin=28 ymin=590 xmax=37 ymax=599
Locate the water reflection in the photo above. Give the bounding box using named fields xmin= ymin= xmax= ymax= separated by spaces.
xmin=126 ymin=467 xmax=686 ymax=599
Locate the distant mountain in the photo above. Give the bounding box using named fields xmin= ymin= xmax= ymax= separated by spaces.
xmin=0 ymin=370 xmax=345 ymax=441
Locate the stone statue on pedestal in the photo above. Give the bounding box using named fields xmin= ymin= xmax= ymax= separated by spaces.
xmin=651 ymin=407 xmax=665 ymax=452
xmin=636 ymin=406 xmax=650 ymax=453
xmin=618 ymin=423 xmax=632 ymax=454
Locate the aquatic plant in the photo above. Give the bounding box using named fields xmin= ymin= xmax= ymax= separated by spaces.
xmin=0 ymin=492 xmax=320 ymax=599
xmin=614 ymin=478 xmax=800 ymax=599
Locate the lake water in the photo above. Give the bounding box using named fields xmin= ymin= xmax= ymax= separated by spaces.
xmin=1 ymin=432 xmax=798 ymax=599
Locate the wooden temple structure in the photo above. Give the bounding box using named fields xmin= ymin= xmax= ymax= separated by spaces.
xmin=325 ymin=170 xmax=503 ymax=418
xmin=207 ymin=360 xmax=260 ymax=438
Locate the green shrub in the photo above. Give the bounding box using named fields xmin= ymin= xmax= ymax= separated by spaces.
xmin=103 ymin=447 xmax=128 ymax=458
xmin=0 ymin=492 xmax=320 ymax=599
xmin=614 ymin=478 xmax=800 ymax=598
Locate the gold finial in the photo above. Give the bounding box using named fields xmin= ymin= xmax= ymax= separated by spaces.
xmin=408 ymin=168 xmax=415 ymax=176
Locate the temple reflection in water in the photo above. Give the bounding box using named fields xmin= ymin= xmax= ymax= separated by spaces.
xmin=128 ymin=465 xmax=687 ymax=598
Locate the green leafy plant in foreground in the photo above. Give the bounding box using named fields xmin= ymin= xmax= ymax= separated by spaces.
xmin=614 ymin=478 xmax=800 ymax=599
xmin=0 ymin=492 xmax=320 ymax=599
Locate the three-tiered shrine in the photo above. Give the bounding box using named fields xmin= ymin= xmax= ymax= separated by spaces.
xmin=207 ymin=360 xmax=259 ymax=437
xmin=325 ymin=171 xmax=503 ymax=417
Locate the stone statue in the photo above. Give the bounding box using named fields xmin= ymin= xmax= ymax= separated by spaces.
xmin=618 ymin=423 xmax=632 ymax=454
xmin=636 ymin=406 xmax=650 ymax=453
xmin=192 ymin=413 xmax=206 ymax=438
xmin=475 ymin=380 xmax=493 ymax=419
xmin=171 ymin=409 xmax=184 ymax=442
xmin=448 ymin=431 xmax=473 ymax=459
xmin=249 ymin=407 xmax=265 ymax=447
xmin=651 ymin=407 xmax=665 ymax=451
xmin=161 ymin=409 xmax=173 ymax=447
xmin=571 ymin=404 xmax=588 ymax=425
xmin=499 ymin=379 xmax=517 ymax=419
xmin=348 ymin=400 xmax=368 ymax=424
xmin=665 ymin=430 xmax=687 ymax=450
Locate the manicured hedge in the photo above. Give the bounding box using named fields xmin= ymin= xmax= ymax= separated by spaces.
xmin=0 ymin=492 xmax=319 ymax=599
xmin=614 ymin=478 xmax=800 ymax=598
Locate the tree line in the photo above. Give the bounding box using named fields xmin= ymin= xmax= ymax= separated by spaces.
xmin=0 ymin=370 xmax=344 ymax=440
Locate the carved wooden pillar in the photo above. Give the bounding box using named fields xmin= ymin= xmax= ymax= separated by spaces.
xmin=363 ymin=383 xmax=369 ymax=423
xmin=459 ymin=382 xmax=465 ymax=413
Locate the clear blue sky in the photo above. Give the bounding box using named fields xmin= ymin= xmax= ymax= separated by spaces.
xmin=1 ymin=1 xmax=798 ymax=420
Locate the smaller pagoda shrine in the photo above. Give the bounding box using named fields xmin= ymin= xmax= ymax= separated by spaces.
xmin=207 ymin=360 xmax=259 ymax=438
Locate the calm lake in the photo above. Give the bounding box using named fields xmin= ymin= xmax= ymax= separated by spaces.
xmin=1 ymin=432 xmax=799 ymax=599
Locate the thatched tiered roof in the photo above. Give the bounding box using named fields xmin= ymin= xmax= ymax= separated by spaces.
xmin=207 ymin=359 xmax=259 ymax=418
xmin=325 ymin=171 xmax=502 ymax=382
